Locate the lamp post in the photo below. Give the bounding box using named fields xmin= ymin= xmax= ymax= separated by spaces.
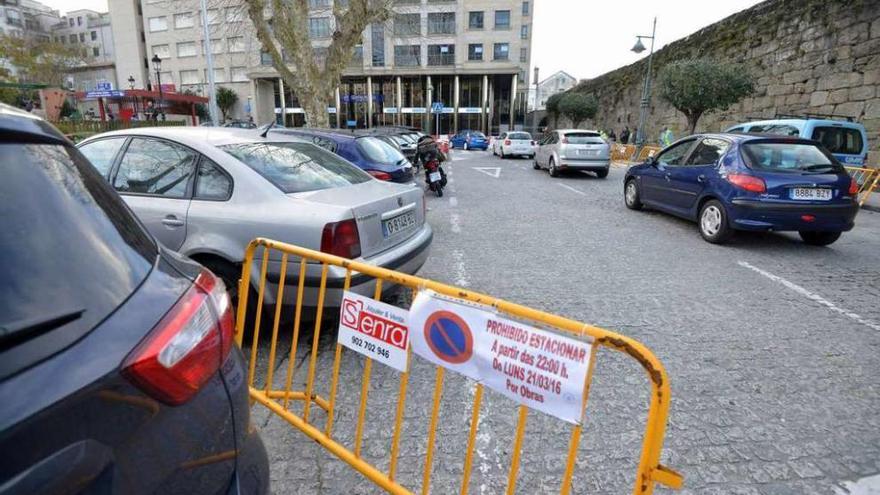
xmin=128 ymin=75 xmax=137 ymax=118
xmin=151 ymin=54 xmax=165 ymax=121
xmin=128 ymin=75 xmax=135 ymax=90
xmin=531 ymin=66 xmax=539 ymax=134
xmin=631 ymin=17 xmax=657 ymax=154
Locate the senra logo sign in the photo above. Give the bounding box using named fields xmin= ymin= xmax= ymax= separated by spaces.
xmin=341 ymin=297 xmax=408 ymax=350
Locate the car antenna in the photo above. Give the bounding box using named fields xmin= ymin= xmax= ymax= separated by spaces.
xmin=257 ymin=123 xmax=273 ymax=138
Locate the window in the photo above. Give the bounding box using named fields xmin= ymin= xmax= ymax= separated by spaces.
xmin=177 ymin=41 xmax=197 ymax=57
xmin=494 ymin=10 xmax=510 ymax=29
xmin=427 ymin=44 xmax=454 ymax=65
xmin=113 ymin=138 xmax=197 ymax=198
xmin=260 ymin=51 xmax=272 ymax=65
xmin=393 ymin=13 xmax=420 ymax=36
xmin=201 ymin=38 xmax=224 ymax=55
xmin=493 ymin=43 xmax=509 ymax=60
xmin=309 ymin=0 xmax=331 ymax=7
xmin=69 ymin=34 xmax=76 ymax=43
xmin=225 ymin=7 xmax=244 ymax=22
xmin=811 ymin=127 xmax=864 ymax=155
xmin=148 ymin=16 xmax=167 ymax=32
xmin=394 ymin=45 xmax=420 ymax=66
xmin=93 ymin=47 xmax=100 ymax=57
xmin=521 ymin=24 xmax=529 ymax=39
xmin=742 ymin=142 xmax=841 ymax=173
xmin=174 ymin=12 xmax=193 ymax=28
xmin=195 ymin=158 xmax=232 ymax=200
xmin=205 ymin=67 xmax=225 ymax=83
xmin=151 ymin=44 xmax=170 ymax=58
xmin=206 ymin=8 xmax=220 ymax=25
xmin=468 ymin=11 xmax=483 ymax=29
xmin=68 ymin=17 xmax=73 ymax=26
xmin=519 ymin=47 xmax=527 ymax=62
xmin=78 ymin=138 xmax=126 ymax=178
xmin=231 ymin=67 xmax=248 ymax=82
xmin=228 ymin=36 xmax=245 ymax=52
xmin=79 ymin=33 xmax=85 ymax=42
xmin=747 ymin=124 xmax=799 ymax=136
xmin=522 ymin=1 xmax=529 ymax=15
xmin=219 ymin=142 xmax=370 ymax=194
xmin=371 ymin=23 xmax=384 ymax=66
xmin=427 ymin=12 xmax=455 ymax=34
xmin=356 ymin=137 xmax=407 ymax=165
xmin=467 ymin=43 xmax=482 ymax=61
xmin=179 ymin=69 xmax=200 ymax=85
xmin=684 ymin=138 xmax=730 ymax=166
xmin=656 ymin=139 xmax=695 ymax=166
xmin=563 ymin=132 xmax=603 ymax=144
xmin=90 ymin=30 xmax=97 ymax=40
xmin=77 ymin=16 xmax=82 ymax=26
xmin=309 ymin=17 xmax=331 ymax=38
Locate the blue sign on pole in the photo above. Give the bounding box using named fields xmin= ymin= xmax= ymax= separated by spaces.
xmin=347 ymin=119 xmax=357 ymax=128
xmin=96 ymin=81 xmax=112 ymax=91
xmin=431 ymin=102 xmax=444 ymax=114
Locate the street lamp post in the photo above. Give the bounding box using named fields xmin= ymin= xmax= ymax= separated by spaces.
xmin=151 ymin=54 xmax=165 ymax=121
xmin=631 ymin=17 xmax=657 ymax=155
xmin=531 ymin=66 xmax=539 ymax=134
xmin=128 ymin=75 xmax=137 ymax=118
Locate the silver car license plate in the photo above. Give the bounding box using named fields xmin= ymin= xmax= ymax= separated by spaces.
xmin=578 ymin=149 xmax=598 ymax=156
xmin=790 ymin=187 xmax=832 ymax=200
xmin=383 ymin=211 xmax=417 ymax=237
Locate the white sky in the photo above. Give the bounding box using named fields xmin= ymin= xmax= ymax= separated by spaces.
xmin=44 ymin=0 xmax=765 ymax=82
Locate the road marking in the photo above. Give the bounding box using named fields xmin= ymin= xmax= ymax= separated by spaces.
xmin=738 ymin=261 xmax=880 ymax=331
xmin=452 ymin=249 xmax=468 ymax=287
xmin=450 ymin=212 xmax=462 ymax=233
xmin=835 ymin=473 xmax=880 ymax=494
xmin=472 ymin=167 xmax=501 ymax=178
xmin=557 ymin=183 xmax=586 ymax=196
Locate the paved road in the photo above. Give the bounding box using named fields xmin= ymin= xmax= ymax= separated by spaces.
xmin=252 ymin=149 xmax=880 ymax=494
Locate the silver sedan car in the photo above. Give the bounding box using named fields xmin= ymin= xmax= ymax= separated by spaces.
xmin=77 ymin=127 xmax=432 ymax=307
xmin=534 ymin=129 xmax=610 ymax=178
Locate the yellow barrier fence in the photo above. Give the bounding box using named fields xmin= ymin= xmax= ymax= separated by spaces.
xmin=235 ymin=238 xmax=683 ymax=495
xmin=845 ymin=166 xmax=880 ymax=207
xmin=611 ymin=144 xmax=637 ymax=162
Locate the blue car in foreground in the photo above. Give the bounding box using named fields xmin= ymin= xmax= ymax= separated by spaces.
xmin=450 ymin=130 xmax=489 ymax=150
xmin=623 ymin=133 xmax=859 ymax=245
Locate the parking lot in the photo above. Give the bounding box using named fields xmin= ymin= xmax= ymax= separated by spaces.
xmin=251 ymin=148 xmax=880 ymax=494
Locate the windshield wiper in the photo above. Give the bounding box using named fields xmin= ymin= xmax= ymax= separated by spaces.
xmin=802 ymin=164 xmax=838 ymax=174
xmin=0 ymin=308 xmax=85 ymax=350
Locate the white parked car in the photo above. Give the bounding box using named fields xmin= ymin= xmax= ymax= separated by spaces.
xmin=534 ymin=129 xmax=610 ymax=178
xmin=491 ymin=131 xmax=536 ymax=159
xmin=77 ymin=127 xmax=432 ymax=307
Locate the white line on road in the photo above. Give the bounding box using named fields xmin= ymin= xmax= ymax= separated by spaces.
xmin=450 ymin=212 xmax=462 ymax=233
xmin=472 ymin=167 xmax=501 ymax=178
xmin=557 ymin=183 xmax=586 ymax=196
xmin=738 ymin=260 xmax=880 ymax=331
xmin=452 ymin=249 xmax=468 ymax=287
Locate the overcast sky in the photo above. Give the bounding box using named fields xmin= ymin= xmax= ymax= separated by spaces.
xmin=44 ymin=0 xmax=765 ymax=82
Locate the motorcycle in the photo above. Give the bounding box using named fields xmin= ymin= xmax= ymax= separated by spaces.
xmin=424 ymin=158 xmax=447 ymax=197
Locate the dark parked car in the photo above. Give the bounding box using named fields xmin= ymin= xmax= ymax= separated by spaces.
xmin=624 ymin=133 xmax=859 ymax=245
xmin=273 ymin=128 xmax=414 ymax=183
xmin=358 ymin=129 xmax=418 ymax=164
xmin=0 ymin=104 xmax=269 ymax=494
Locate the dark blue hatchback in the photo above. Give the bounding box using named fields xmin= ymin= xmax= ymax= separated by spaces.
xmin=623 ymin=133 xmax=860 ymax=245
xmin=272 ymin=128 xmax=414 ymax=183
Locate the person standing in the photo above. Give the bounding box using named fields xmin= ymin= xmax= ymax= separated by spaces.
xmin=659 ymin=126 xmax=674 ymax=147
xmin=609 ymin=129 xmax=617 ymax=142
xmin=620 ymin=126 xmax=630 ymax=145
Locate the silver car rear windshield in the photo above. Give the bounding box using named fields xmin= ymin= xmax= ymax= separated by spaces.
xmin=508 ymin=132 xmax=531 ymax=140
xmin=220 ymin=142 xmax=371 ymax=193
xmin=356 ymin=136 xmax=407 ymax=165
xmin=564 ymin=132 xmax=603 ymax=144
xmin=741 ymin=142 xmax=843 ymax=173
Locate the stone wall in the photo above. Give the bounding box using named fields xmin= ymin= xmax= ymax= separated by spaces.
xmin=567 ymin=0 xmax=880 ymax=159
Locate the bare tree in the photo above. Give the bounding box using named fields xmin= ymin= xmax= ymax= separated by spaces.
xmin=245 ymin=0 xmax=394 ymax=128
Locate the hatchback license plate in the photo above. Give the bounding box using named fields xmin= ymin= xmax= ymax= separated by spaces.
xmin=578 ymin=149 xmax=598 ymax=156
xmin=383 ymin=211 xmax=416 ymax=237
xmin=790 ymin=187 xmax=832 ymax=200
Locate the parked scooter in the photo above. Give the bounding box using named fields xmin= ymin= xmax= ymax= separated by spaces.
xmin=417 ymin=136 xmax=447 ymax=197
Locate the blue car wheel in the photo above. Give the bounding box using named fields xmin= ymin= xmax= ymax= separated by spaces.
xmin=698 ymin=199 xmax=733 ymax=244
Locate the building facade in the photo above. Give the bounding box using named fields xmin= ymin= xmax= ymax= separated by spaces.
xmin=532 ymin=70 xmax=577 ymax=110
xmin=110 ymin=0 xmax=534 ymax=133
xmin=52 ymin=9 xmax=117 ymax=92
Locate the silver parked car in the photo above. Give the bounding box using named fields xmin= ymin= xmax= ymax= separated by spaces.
xmin=77 ymin=127 xmax=432 ymax=307
xmin=491 ymin=131 xmax=536 ymax=159
xmin=534 ymin=129 xmax=610 ymax=178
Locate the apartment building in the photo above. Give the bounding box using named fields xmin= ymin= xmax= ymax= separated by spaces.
xmin=52 ymin=9 xmax=117 ymax=92
xmin=532 ymin=70 xmax=577 ymax=110
xmin=110 ymin=0 xmax=534 ymax=133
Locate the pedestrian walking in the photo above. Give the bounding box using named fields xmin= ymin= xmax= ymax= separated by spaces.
xmin=659 ymin=126 xmax=674 ymax=147
xmin=609 ymin=129 xmax=617 ymax=142
xmin=620 ymin=126 xmax=631 ymax=144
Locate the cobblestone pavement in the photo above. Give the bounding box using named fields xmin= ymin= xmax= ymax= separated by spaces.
xmin=249 ymin=149 xmax=880 ymax=494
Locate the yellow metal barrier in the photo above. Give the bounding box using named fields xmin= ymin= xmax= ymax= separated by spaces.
xmin=845 ymin=166 xmax=880 ymax=207
xmin=611 ymin=143 xmax=637 ymax=162
xmin=235 ymin=238 xmax=683 ymax=495
xmin=636 ymin=146 xmax=663 ymax=162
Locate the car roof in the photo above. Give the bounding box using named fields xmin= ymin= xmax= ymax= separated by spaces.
xmin=556 ymin=129 xmax=600 ymax=134
xmin=730 ymin=118 xmax=865 ymax=130
xmin=682 ymin=132 xmax=820 ymax=145
xmin=0 ymin=103 xmax=68 ymax=145
xmin=273 ymin=128 xmax=361 ymax=140
xmin=83 ymin=126 xmax=310 ymax=148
